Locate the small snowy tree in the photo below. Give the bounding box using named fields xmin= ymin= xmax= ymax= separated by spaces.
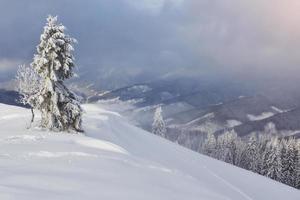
xmin=31 ymin=15 xmax=83 ymax=132
xmin=152 ymin=106 xmax=167 ymax=137
xmin=265 ymin=137 xmax=282 ymax=181
xmin=202 ymin=132 xmax=217 ymax=157
xmin=281 ymin=138 xmax=298 ymax=187
xmin=215 ymin=132 xmax=228 ymax=161
xmin=264 ymin=122 xmax=277 ymax=135
xmin=216 ymin=130 xmax=242 ymax=165
xmin=16 ymin=64 xmax=41 ymax=125
xmin=240 ymin=134 xmax=259 ymax=171
xmin=256 ymin=134 xmax=272 ymax=174
xmin=296 ymin=141 xmax=300 ymax=189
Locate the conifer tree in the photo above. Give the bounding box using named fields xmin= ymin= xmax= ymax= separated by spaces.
xmin=241 ymin=134 xmax=259 ymax=172
xmin=256 ymin=134 xmax=271 ymax=174
xmin=265 ymin=137 xmax=282 ymax=181
xmin=31 ymin=15 xmax=83 ymax=132
xmin=152 ymin=106 xmax=167 ymax=137
xmin=215 ymin=131 xmax=228 ymax=161
xmin=281 ymin=138 xmax=298 ymax=187
xmin=202 ymin=132 xmax=217 ymax=157
xmin=264 ymin=122 xmax=277 ymax=135
xmin=290 ymin=139 xmax=300 ymax=188
xmin=222 ymin=130 xmax=237 ymax=164
xmin=214 ymin=130 xmax=244 ymax=165
xmin=295 ymin=141 xmax=300 ymax=189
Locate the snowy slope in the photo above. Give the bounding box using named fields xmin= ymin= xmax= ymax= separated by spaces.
xmin=0 ymin=103 xmax=299 ymax=200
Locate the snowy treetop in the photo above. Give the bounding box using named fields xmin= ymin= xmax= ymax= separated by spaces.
xmin=32 ymin=15 xmax=77 ymax=82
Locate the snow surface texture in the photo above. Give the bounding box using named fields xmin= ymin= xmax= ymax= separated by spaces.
xmin=247 ymin=112 xmax=275 ymax=121
xmin=226 ymin=120 xmax=242 ymax=128
xmin=0 ymin=103 xmax=299 ymax=200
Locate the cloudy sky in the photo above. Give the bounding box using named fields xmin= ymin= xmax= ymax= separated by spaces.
xmin=0 ymin=0 xmax=300 ymax=89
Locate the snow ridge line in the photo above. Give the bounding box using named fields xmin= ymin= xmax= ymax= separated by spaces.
xmin=202 ymin=166 xmax=253 ymax=200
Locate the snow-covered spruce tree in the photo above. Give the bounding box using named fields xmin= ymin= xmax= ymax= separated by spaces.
xmin=256 ymin=134 xmax=272 ymax=175
xmin=296 ymin=141 xmax=300 ymax=189
xmin=280 ymin=138 xmax=298 ymax=187
xmin=216 ymin=130 xmax=244 ymax=165
xmin=202 ymin=132 xmax=217 ymax=157
xmin=264 ymin=122 xmax=277 ymax=135
xmin=234 ymin=135 xmax=246 ymax=167
xmin=240 ymin=134 xmax=259 ymax=172
xmin=265 ymin=137 xmax=282 ymax=181
xmin=152 ymin=106 xmax=167 ymax=137
xmin=290 ymin=139 xmax=300 ymax=188
xmin=31 ymin=15 xmax=83 ymax=132
xmin=215 ymin=132 xmax=228 ymax=161
xmin=280 ymin=139 xmax=289 ymax=184
xmin=16 ymin=64 xmax=41 ymax=125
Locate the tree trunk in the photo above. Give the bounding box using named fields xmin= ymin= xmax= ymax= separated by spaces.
xmin=31 ymin=108 xmax=35 ymax=124
xmin=27 ymin=108 xmax=35 ymax=129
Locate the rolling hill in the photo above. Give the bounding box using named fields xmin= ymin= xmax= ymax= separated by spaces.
xmin=0 ymin=103 xmax=299 ymax=199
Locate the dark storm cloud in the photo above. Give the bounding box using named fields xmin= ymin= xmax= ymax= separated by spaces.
xmin=0 ymin=0 xmax=189 ymax=86
xmin=0 ymin=0 xmax=299 ymax=88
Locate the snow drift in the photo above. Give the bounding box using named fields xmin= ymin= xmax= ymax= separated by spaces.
xmin=0 ymin=103 xmax=299 ymax=200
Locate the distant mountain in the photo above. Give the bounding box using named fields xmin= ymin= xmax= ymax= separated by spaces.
xmin=233 ymin=108 xmax=300 ymax=137
xmin=90 ymin=79 xmax=300 ymax=149
xmin=89 ymin=78 xmax=253 ymax=108
xmin=170 ymin=94 xmax=298 ymax=135
xmin=0 ymin=89 xmax=25 ymax=107
xmin=89 ymin=78 xmax=254 ymax=129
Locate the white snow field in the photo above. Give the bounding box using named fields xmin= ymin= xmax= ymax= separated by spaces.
xmin=0 ymin=103 xmax=299 ymax=200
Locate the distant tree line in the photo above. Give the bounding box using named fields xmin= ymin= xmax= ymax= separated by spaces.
xmin=200 ymin=129 xmax=300 ymax=189
xmin=152 ymin=106 xmax=299 ymax=189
